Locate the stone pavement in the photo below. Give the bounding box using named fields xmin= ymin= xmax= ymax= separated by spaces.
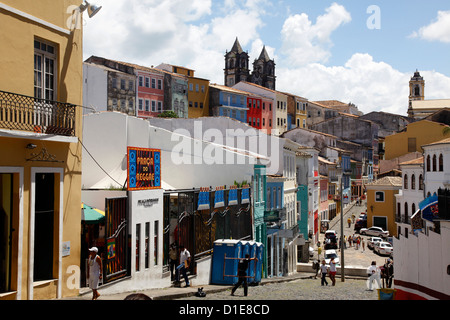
xmin=61 ymin=200 xmax=392 ymax=301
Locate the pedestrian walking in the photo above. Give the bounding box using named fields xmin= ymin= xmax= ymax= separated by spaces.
xmin=320 ymin=260 xmax=328 ymax=286
xmin=383 ymin=258 xmax=394 ymax=288
xmin=231 ymin=254 xmax=258 ymax=296
xmin=348 ymin=235 xmax=353 ymax=247
xmin=347 ymin=217 xmax=352 ymax=228
xmin=176 ymin=245 xmax=191 ymax=287
xmin=87 ymin=247 xmax=103 ymax=300
xmin=367 ymin=261 xmax=382 ymax=291
xmin=329 ymin=257 xmax=337 ymax=286
xmin=362 ymin=238 xmax=365 ymax=252
xmin=312 ymin=259 xmax=320 ymax=279
xmin=169 ymin=243 xmax=178 ymax=281
xmin=356 ymin=237 xmax=360 ymax=250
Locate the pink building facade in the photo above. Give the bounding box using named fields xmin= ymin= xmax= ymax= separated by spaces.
xmin=136 ymin=68 xmax=164 ymax=119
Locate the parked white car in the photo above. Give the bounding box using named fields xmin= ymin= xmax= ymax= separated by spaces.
xmin=324 ymin=249 xmax=340 ymax=266
xmin=367 ymin=236 xmax=383 ymax=250
xmin=359 ymin=226 xmax=389 ymax=238
xmin=374 ymin=241 xmax=393 ymax=256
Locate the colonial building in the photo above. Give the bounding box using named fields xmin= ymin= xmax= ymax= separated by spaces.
xmin=407 ymin=70 xmax=450 ymax=119
xmin=224 ymin=37 xmax=276 ymax=90
xmin=0 ymin=0 xmax=86 ymax=300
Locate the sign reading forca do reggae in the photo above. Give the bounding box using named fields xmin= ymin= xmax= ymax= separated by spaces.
xmin=127 ymin=147 xmax=161 ymax=190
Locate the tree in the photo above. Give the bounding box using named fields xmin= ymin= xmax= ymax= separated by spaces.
xmin=157 ymin=111 xmax=178 ymax=118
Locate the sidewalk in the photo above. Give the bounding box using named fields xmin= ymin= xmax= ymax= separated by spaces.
xmin=61 ymin=272 xmax=315 ymax=300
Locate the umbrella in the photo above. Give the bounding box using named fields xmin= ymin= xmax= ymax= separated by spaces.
xmin=81 ymin=202 xmax=105 ymax=224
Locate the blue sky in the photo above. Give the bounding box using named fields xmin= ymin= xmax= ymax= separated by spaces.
xmin=83 ymin=0 xmax=450 ymax=115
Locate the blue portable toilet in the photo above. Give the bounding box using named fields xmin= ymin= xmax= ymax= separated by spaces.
xmin=254 ymin=242 xmax=264 ymax=283
xmin=246 ymin=241 xmax=258 ymax=284
xmin=211 ymin=239 xmax=242 ymax=285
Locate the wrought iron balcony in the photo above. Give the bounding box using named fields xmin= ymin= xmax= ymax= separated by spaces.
xmin=0 ymin=90 xmax=76 ymax=137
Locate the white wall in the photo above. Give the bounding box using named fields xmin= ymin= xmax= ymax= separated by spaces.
xmin=394 ymin=221 xmax=450 ymax=299
xmin=82 ymin=112 xmax=259 ymax=190
xmin=83 ymin=63 xmax=108 ymax=114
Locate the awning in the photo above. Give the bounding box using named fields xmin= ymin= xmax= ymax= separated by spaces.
xmin=81 ymin=202 xmax=105 ymax=224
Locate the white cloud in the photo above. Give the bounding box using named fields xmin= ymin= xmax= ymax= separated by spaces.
xmin=410 ymin=10 xmax=450 ymax=43
xmin=280 ymin=2 xmax=351 ymax=66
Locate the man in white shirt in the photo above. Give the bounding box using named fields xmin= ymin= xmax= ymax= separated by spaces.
xmin=367 ymin=261 xmax=382 ymax=291
xmin=176 ymin=245 xmax=191 ymax=287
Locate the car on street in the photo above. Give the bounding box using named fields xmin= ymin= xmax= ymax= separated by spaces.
xmin=359 ymin=226 xmax=389 ymax=238
xmin=324 ymin=249 xmax=340 ymax=266
xmin=374 ymin=241 xmax=393 ymax=256
xmin=354 ymin=218 xmax=367 ymax=232
xmin=367 ymin=236 xmax=383 ymax=250
xmin=324 ymin=230 xmax=338 ymax=249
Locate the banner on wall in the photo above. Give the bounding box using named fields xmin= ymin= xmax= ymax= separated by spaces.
xmin=127 ymin=147 xmax=161 ymax=191
xmin=197 ymin=187 xmax=210 ymax=210
xmin=214 ymin=186 xmax=225 ymax=208
xmin=228 ymin=186 xmax=238 ymax=206
xmin=241 ymin=185 xmax=250 ymax=204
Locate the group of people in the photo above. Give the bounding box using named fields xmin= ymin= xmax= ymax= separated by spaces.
xmin=169 ymin=243 xmax=192 ymax=287
xmin=317 ymin=257 xmax=338 ymax=286
xmin=340 ymin=234 xmax=365 ymax=251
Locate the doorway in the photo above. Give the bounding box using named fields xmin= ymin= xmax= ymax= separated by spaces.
xmin=0 ymin=174 xmax=13 ymax=293
xmin=33 ymin=172 xmax=55 ymax=281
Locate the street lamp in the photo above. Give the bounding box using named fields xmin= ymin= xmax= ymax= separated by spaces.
xmin=336 ymin=165 xmax=345 ymax=282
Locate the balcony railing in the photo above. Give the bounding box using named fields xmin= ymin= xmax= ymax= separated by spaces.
xmin=0 ymin=90 xmax=76 ymax=137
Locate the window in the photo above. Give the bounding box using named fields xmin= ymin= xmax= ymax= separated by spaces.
xmin=145 ymin=77 xmax=150 ymax=88
xmin=189 ymin=83 xmax=193 ymax=91
xmin=121 ymin=79 xmax=126 ymax=90
xmin=404 ymin=202 xmax=408 ymax=217
xmin=154 ymin=221 xmax=159 ymax=265
xmin=419 ymin=174 xmax=424 ymax=190
xmin=375 ymin=191 xmax=384 ymax=202
xmin=404 ymin=174 xmax=408 ymax=189
xmin=412 ymin=203 xmax=416 ymax=214
xmin=196 ymin=84 xmax=199 ymax=92
xmin=151 ymin=78 xmax=156 ymax=89
xmin=138 ymin=99 xmax=143 ymax=111
xmin=34 ymin=39 xmax=56 ymax=100
xmin=158 ymin=79 xmax=162 ymax=90
xmin=112 ymin=78 xmax=117 ymax=89
xmin=427 ymin=155 xmax=431 ymax=171
xmin=151 ymin=100 xmax=156 ymax=112
xmin=408 ymin=138 xmax=416 ymax=152
xmin=145 ymin=100 xmax=150 ymax=112
xmin=129 ymin=80 xmax=134 ymax=91
xmin=433 ymin=154 xmax=437 ymax=171
xmin=439 ymin=154 xmax=444 ymax=171
xmin=200 ymin=102 xmax=203 ymax=109
xmin=158 ymin=101 xmax=163 ymax=112
xmin=136 ymin=224 xmax=141 ymax=271
xmin=145 ymin=222 xmax=150 ymax=269
xmin=411 ymin=174 xmax=415 ymax=190
xmin=139 ymin=76 xmax=143 ymax=87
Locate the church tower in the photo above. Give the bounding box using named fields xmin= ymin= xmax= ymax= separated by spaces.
xmin=251 ymin=46 xmax=276 ymax=90
xmin=409 ymin=70 xmax=425 ymax=102
xmin=224 ymin=37 xmax=250 ymax=87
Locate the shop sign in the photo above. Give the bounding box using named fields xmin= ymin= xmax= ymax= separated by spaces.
xmin=127 ymin=147 xmax=161 ymax=190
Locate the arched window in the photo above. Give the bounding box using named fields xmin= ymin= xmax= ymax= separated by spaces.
xmin=439 ymin=154 xmax=444 ymax=171
xmin=411 ymin=174 xmax=416 ymax=190
xmin=419 ymin=174 xmax=424 ymax=190
xmin=397 ymin=202 xmax=401 ymax=217
xmin=404 ymin=202 xmax=408 ymax=218
xmin=404 ymin=174 xmax=408 ymax=189
xmin=412 ymin=203 xmax=416 ymax=214
xmin=433 ymin=154 xmax=437 ymax=171
xmin=427 ymin=155 xmax=431 ymax=171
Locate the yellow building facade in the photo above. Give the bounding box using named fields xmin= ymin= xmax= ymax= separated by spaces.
xmin=188 ymin=77 xmax=210 ymax=118
xmin=366 ymin=177 xmax=402 ymax=237
xmin=384 ymin=120 xmax=450 ymax=160
xmin=0 ymin=0 xmax=84 ymax=299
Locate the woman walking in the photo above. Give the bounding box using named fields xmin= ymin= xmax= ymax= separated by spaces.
xmin=320 ymin=260 xmax=329 ymax=286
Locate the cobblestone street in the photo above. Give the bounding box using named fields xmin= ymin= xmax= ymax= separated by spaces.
xmin=180 ymin=278 xmax=379 ymax=300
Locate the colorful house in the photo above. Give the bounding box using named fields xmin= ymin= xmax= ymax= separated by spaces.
xmin=209 ymin=83 xmax=248 ymax=123
xmin=0 ymin=0 xmax=85 ymax=299
xmin=384 ymin=119 xmax=450 ymax=160
xmin=366 ymin=176 xmax=402 ymax=237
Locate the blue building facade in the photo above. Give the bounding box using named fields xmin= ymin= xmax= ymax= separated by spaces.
xmin=209 ymin=84 xmax=248 ymax=123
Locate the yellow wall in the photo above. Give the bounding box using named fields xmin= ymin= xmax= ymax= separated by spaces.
xmin=0 ymin=0 xmax=83 ymax=299
xmin=366 ymin=187 xmax=399 ymax=237
xmin=188 ymin=78 xmax=210 ymax=118
xmin=384 ymin=120 xmax=450 ymax=160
